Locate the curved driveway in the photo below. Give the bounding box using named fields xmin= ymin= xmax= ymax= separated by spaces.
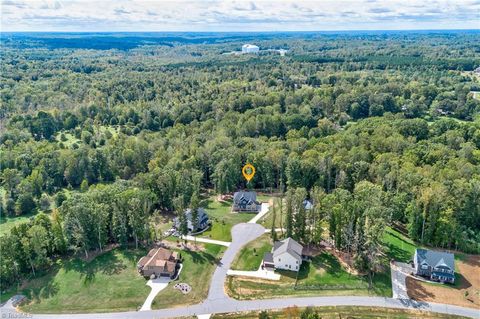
xmin=2 ymin=222 xmax=479 ymax=319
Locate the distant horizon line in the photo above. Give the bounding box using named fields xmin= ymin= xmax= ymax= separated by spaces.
xmin=2 ymin=28 xmax=480 ymax=34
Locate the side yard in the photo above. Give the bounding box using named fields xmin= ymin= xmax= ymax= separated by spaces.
xmin=13 ymin=249 xmax=150 ymax=313
xmin=152 ymin=243 xmax=225 ymax=309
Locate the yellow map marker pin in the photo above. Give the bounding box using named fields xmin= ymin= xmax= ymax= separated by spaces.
xmin=242 ymin=163 xmax=255 ymax=182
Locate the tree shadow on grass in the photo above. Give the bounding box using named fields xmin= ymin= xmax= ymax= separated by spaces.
xmin=185 ymin=250 xmax=220 ymax=266
xmin=63 ymin=250 xmax=127 ymax=285
xmin=19 ymin=267 xmax=61 ymax=305
xmin=384 ymin=242 xmax=412 ymax=263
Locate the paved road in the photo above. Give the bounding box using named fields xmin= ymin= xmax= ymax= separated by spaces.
xmin=3 ymin=295 xmax=478 ymax=319
xmin=2 ymin=222 xmax=479 ymax=319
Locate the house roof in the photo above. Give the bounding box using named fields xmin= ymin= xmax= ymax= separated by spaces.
xmin=303 ymin=199 xmax=313 ymax=210
xmin=183 ymin=207 xmax=208 ymax=222
xmin=263 ymin=252 xmax=274 ymax=264
xmin=174 ymin=208 xmax=209 ymax=227
xmin=233 ymin=191 xmax=258 ymax=204
xmin=415 ymin=249 xmax=455 ymax=270
xmin=139 ymin=247 xmax=179 ymax=271
xmin=273 ymin=237 xmax=303 ymax=261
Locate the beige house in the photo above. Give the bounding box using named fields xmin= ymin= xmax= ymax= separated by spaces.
xmin=137 ymin=248 xmax=180 ymax=278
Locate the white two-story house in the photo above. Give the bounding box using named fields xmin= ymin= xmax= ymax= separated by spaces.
xmin=263 ymin=237 xmax=303 ymax=272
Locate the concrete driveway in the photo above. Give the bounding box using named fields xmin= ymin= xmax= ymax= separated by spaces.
xmin=207 ymin=223 xmax=266 ymax=302
xmin=391 ymin=261 xmax=412 ymax=299
xmin=139 ymin=277 xmax=170 ymax=311
xmin=248 ymin=203 xmax=270 ymax=224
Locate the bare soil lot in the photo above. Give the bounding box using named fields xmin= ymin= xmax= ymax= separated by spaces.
xmin=406 ymin=255 xmax=480 ymax=309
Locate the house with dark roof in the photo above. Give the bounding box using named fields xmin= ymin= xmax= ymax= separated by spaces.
xmin=173 ymin=208 xmax=210 ymax=234
xmin=303 ymin=199 xmax=313 ymax=210
xmin=232 ymin=191 xmax=261 ymax=213
xmin=137 ymin=247 xmax=180 ymax=278
xmin=263 ymin=237 xmax=303 ymax=272
xmin=414 ymin=248 xmax=455 ymax=283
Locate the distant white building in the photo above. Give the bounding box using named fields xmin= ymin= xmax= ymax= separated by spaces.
xmin=242 ymin=44 xmax=259 ymax=53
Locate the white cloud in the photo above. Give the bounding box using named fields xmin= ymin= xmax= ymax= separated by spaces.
xmin=1 ymin=0 xmax=479 ymax=31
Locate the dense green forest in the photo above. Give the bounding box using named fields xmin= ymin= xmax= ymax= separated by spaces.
xmin=1 ymin=32 xmax=479 ymax=289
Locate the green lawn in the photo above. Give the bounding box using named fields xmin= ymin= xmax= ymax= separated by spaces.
xmin=0 ymin=213 xmax=34 ymax=237
xmin=231 ymin=234 xmax=273 ymax=271
xmin=383 ymin=227 xmax=417 ymax=262
xmin=212 ymin=306 xmax=469 ymax=319
xmin=227 ymin=249 xmax=391 ymax=300
xmin=8 ymin=248 xmax=150 ymax=313
xmin=152 ymin=243 xmax=225 ymax=309
xmin=198 ymin=197 xmax=253 ymax=241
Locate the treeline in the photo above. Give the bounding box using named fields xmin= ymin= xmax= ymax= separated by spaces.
xmin=1 ymin=33 xmax=480 ymax=290
xmin=0 ymin=181 xmax=158 ymax=287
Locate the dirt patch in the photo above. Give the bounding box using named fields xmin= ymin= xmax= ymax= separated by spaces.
xmin=406 ymin=255 xmax=480 ymax=309
xmin=160 ymin=240 xmax=205 ymax=252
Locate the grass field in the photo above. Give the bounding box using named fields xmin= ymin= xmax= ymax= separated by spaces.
xmin=212 ymin=306 xmax=469 ymax=319
xmin=198 ymin=197 xmax=253 ymax=241
xmin=383 ymin=227 xmax=417 ymax=262
xmin=152 ymin=243 xmax=225 ymax=309
xmin=0 ymin=213 xmax=33 ymax=237
xmin=11 ymin=248 xmax=150 ymax=313
xmin=231 ymin=234 xmax=273 ymax=271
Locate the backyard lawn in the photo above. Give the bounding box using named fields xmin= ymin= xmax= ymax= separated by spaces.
xmin=12 ymin=248 xmax=150 ymax=313
xmin=231 ymin=234 xmax=273 ymax=271
xmin=197 ymin=197 xmax=255 ymax=241
xmin=383 ymin=227 xmax=417 ymax=262
xmin=152 ymin=243 xmax=225 ymax=309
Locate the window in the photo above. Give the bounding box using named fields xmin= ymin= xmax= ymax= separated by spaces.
xmin=296 ymin=261 xmax=298 ymax=264
xmin=421 ymin=264 xmax=428 ymax=270
xmin=278 ymin=258 xmax=281 ymax=262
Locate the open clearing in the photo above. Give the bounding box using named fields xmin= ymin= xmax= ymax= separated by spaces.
xmin=13 ymin=249 xmax=150 ymax=313
xmin=406 ymin=255 xmax=480 ymax=309
xmin=212 ymin=306 xmax=470 ymax=318
xmin=198 ymin=195 xmax=273 ymax=242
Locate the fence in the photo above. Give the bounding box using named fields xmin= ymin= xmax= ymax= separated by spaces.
xmin=293 ymin=283 xmax=368 ymax=291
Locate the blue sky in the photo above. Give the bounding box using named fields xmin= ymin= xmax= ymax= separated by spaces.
xmin=1 ymin=0 xmax=479 ymax=32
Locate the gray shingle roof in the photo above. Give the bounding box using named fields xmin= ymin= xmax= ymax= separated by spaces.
xmin=273 ymin=237 xmax=303 ymax=261
xmin=233 ymin=191 xmax=257 ymax=204
xmin=263 ymin=252 xmax=273 ymax=264
xmin=416 ymin=248 xmax=455 ymax=270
